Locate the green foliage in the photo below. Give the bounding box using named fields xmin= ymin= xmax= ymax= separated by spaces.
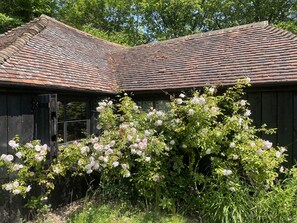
xmin=0 ymin=0 xmax=59 ymax=33
xmin=252 ymin=168 xmax=297 ymax=223
xmin=0 ymin=13 xmax=22 ymax=33
xmin=202 ymin=0 xmax=297 ymax=31
xmin=200 ymin=180 xmax=251 ymax=223
xmin=81 ymin=24 xmax=147 ymax=46
xmin=137 ymin=0 xmax=204 ymax=40
xmin=1 ymin=79 xmax=297 ymax=222
xmin=277 ymin=20 xmax=297 ymax=34
xmin=57 ymin=0 xmax=149 ymax=46
xmin=0 ymin=137 xmax=54 ymax=199
xmin=61 ymin=0 xmax=297 ymax=42
xmin=1 ymin=0 xmax=297 ymax=42
xmin=68 ymin=200 xmax=188 ymax=223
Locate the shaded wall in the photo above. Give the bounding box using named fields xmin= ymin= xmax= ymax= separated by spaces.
xmin=0 ymin=92 xmax=101 ymax=223
xmin=247 ymin=91 xmax=295 ymax=167
xmin=0 ymin=94 xmax=35 ymax=223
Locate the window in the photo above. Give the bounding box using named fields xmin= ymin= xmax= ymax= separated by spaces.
xmin=58 ymin=100 xmax=90 ymax=143
xmin=137 ymin=101 xmax=154 ymax=111
xmin=155 ymin=100 xmax=169 ymax=111
xmin=137 ymin=100 xmax=169 ymax=112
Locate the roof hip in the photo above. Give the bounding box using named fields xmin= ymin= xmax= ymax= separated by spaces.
xmin=0 ymin=16 xmax=48 ymax=64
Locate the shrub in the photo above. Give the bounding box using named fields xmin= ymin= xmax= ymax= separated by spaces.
xmin=0 ymin=78 xmax=295 ymax=222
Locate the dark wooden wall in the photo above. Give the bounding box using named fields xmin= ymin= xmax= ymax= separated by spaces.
xmin=247 ymin=91 xmax=295 ymax=167
xmin=0 ymin=92 xmax=100 ymax=222
xmin=0 ymin=94 xmax=35 ymax=223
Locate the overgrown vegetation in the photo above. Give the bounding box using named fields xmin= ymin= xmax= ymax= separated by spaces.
xmin=67 ymin=197 xmax=194 ymax=223
xmin=1 ymin=78 xmax=297 ymax=222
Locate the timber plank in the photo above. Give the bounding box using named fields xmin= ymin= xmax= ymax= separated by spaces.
xmin=278 ymin=92 xmax=293 ymax=166
xmin=262 ymin=92 xmax=277 ymax=146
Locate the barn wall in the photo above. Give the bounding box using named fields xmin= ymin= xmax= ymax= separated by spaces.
xmin=247 ymin=91 xmax=295 ymax=167
xmin=0 ymin=92 xmax=101 ymax=222
xmin=0 ymin=93 xmax=35 ymax=223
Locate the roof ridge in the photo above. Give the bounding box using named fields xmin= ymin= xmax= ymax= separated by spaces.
xmin=128 ymin=21 xmax=269 ymax=49
xmin=40 ymin=14 xmax=127 ymax=49
xmin=265 ymin=25 xmax=297 ymax=41
xmin=0 ymin=16 xmax=48 ymax=64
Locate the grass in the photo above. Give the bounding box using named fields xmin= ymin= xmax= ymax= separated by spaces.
xmin=67 ymin=200 xmax=201 ymax=223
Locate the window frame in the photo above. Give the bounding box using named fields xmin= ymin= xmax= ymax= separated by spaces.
xmin=57 ymin=97 xmax=91 ymax=143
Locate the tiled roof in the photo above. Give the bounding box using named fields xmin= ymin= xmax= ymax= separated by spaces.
xmin=0 ymin=15 xmax=125 ymax=93
xmin=1 ymin=16 xmax=297 ymax=93
xmin=112 ymin=21 xmax=297 ymax=92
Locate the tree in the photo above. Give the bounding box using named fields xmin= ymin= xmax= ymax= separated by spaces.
xmin=0 ymin=13 xmax=22 ymax=33
xmin=57 ymin=0 xmax=149 ymax=46
xmin=202 ymin=0 xmax=297 ymax=30
xmin=1 ymin=0 xmax=297 ymax=44
xmin=137 ymin=0 xmax=204 ymax=40
xmin=0 ymin=0 xmax=59 ymax=32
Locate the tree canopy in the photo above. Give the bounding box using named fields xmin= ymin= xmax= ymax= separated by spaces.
xmin=0 ymin=0 xmax=297 ymax=45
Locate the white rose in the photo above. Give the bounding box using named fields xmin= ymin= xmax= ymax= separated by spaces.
xmin=26 ymin=185 xmax=32 ymax=192
xmin=188 ymin=109 xmax=195 ymax=116
xmin=154 ymin=120 xmax=163 ymax=126
xmin=263 ymin=140 xmax=272 ymax=150
xmin=5 ymin=184 xmax=12 ymax=191
xmin=15 ymin=152 xmax=22 ymax=159
xmin=229 ymin=142 xmax=236 ymax=148
xmin=179 ymin=93 xmax=186 ymax=98
xmin=240 ymin=100 xmax=247 ymax=106
xmin=144 ymin=130 xmax=151 ymax=136
xmin=12 ymin=189 xmax=21 ymax=195
xmin=244 ymin=110 xmax=251 ymax=116
xmin=232 ymin=154 xmax=239 ymax=160
xmin=86 ymin=169 xmax=93 ymax=174
xmin=53 ymin=167 xmax=60 ymax=174
xmin=8 ymin=140 xmax=19 ymax=149
xmin=229 ymin=187 xmax=236 ymax=192
xmin=222 ymin=169 xmax=232 ymax=176
xmin=280 ymin=147 xmax=287 ymax=153
xmin=35 ymin=145 xmax=41 ymax=152
xmin=13 ymin=181 xmax=19 ymax=188
xmin=209 ymin=87 xmax=215 ymax=93
xmin=123 ymin=171 xmax=131 ymax=178
xmin=112 ymin=161 xmax=119 ymax=167
xmin=152 ymin=174 xmax=160 ymax=182
xmin=35 ymin=154 xmax=44 ymax=162
xmin=5 ymin=155 xmax=14 ymax=162
xmin=176 ymin=98 xmax=183 ymax=105
xmin=121 ymin=164 xmax=128 ymax=169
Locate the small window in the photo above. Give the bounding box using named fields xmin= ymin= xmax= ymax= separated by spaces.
xmin=137 ymin=100 xmax=169 ymax=112
xmin=155 ymin=100 xmax=170 ymax=112
xmin=58 ymin=100 xmax=90 ymax=143
xmin=137 ymin=101 xmax=154 ymax=111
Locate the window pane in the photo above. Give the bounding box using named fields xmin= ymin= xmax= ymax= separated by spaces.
xmin=57 ymin=101 xmax=64 ymax=122
xmin=66 ymin=101 xmax=87 ymax=121
xmin=155 ymin=100 xmax=169 ymax=112
xmin=66 ymin=121 xmax=88 ymax=141
xmin=137 ymin=101 xmax=153 ymax=111
xmin=58 ymin=122 xmax=64 ymax=143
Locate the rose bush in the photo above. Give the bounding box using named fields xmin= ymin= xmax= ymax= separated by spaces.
xmin=0 ymin=78 xmax=296 ymax=222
